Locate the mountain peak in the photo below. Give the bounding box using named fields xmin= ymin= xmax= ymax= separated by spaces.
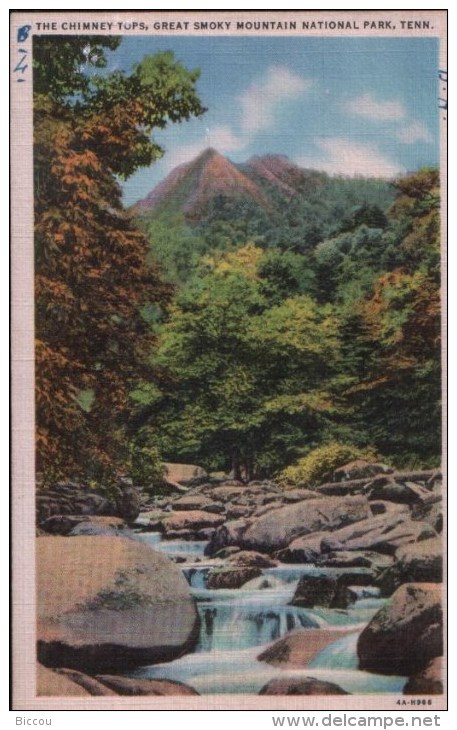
xmin=134 ymin=148 xmax=270 ymax=218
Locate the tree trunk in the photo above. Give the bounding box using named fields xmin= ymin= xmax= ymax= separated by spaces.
xmin=231 ymin=447 xmax=242 ymax=481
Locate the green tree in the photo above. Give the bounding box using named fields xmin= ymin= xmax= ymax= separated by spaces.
xmin=141 ymin=246 xmax=340 ymax=479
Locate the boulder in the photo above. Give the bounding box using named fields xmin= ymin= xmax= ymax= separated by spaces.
xmin=94 ymin=675 xmax=199 ymax=696
xmin=171 ymin=494 xmax=221 ymax=512
xmin=226 ymin=505 xmax=251 ymax=520
xmin=37 ymin=536 xmax=199 ymax=672
xmin=367 ymin=479 xmax=434 ymax=506
xmin=37 ymin=664 xmax=112 ymax=697
xmin=291 ymin=569 xmax=375 ymax=609
xmin=276 ymin=534 xmax=324 ymax=564
xmin=238 ymin=496 xmax=371 ymax=553
xmin=163 ymin=510 xmax=225 ymax=533
xmin=115 ymin=486 xmax=141 ymax=522
xmin=164 ymin=463 xmax=208 ymax=485
xmin=205 ymin=519 xmax=250 ymax=556
xmin=376 ymin=537 xmax=443 ymax=596
xmin=226 ymin=550 xmax=277 ymax=568
xmin=318 ymin=550 xmax=393 ymax=572
xmin=259 ymin=677 xmax=349 ymax=695
xmin=333 ymin=460 xmax=392 ymax=483
xmin=291 ymin=574 xmax=337 ymax=608
xmin=403 ymin=657 xmax=444 ymax=695
xmin=258 ymin=628 xmax=359 ymax=668
xmin=357 ymin=583 xmax=443 ymax=676
xmin=206 ymin=566 xmax=261 ymax=589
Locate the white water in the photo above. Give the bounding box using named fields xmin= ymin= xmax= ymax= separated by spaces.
xmin=130 ymin=532 xmax=409 ymax=695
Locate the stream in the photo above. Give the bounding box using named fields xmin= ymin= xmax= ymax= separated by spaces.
xmin=130 ymin=531 xmax=408 ymax=695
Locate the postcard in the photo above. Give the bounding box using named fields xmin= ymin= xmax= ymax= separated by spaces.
xmin=11 ymin=9 xmax=447 ymax=712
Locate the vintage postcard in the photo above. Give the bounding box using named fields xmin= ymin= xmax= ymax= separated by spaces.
xmin=11 ymin=10 xmax=447 ymax=712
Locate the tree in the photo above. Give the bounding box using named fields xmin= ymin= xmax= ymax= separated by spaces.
xmin=34 ymin=37 xmax=206 ymax=480
xmin=142 ymin=246 xmax=340 ymax=479
xmin=343 ymin=169 xmax=441 ymax=465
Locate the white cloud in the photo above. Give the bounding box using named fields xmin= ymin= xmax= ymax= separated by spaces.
xmin=396 ymin=121 xmax=433 ymax=144
xmin=345 ymin=93 xmax=406 ymax=121
xmin=240 ymin=65 xmax=312 ymax=133
xmin=206 ymin=125 xmax=247 ymax=152
xmin=298 ymin=138 xmax=403 ymax=178
xmin=161 ymin=126 xmax=247 ymax=173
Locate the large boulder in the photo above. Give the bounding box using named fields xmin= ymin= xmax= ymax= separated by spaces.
xmin=357 ymin=583 xmax=443 ymax=676
xmin=237 ymin=496 xmax=371 ymax=553
xmin=376 ymin=537 xmax=443 ymax=596
xmin=403 ymin=657 xmax=444 ymax=695
xmin=258 ymin=628 xmax=359 ymax=668
xmin=37 ymin=536 xmax=199 ymax=672
xmin=259 ymin=677 xmax=349 ymax=695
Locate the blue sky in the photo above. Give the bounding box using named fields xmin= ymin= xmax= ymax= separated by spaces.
xmin=101 ymin=36 xmax=439 ymax=206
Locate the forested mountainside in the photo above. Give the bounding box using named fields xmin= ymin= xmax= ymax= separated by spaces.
xmin=130 ymin=150 xmax=440 ymax=479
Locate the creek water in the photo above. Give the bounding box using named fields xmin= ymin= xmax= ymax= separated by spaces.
xmin=131 ymin=531 xmax=407 ymax=695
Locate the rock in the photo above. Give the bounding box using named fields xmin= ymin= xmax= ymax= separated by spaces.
xmin=206 ymin=566 xmax=261 ymax=589
xmin=164 ymin=463 xmax=208 ymax=485
xmin=291 ymin=569 xmax=375 ymax=609
xmin=403 ymin=657 xmax=444 ymax=695
xmin=226 ymin=505 xmax=251 ymax=520
xmin=213 ymin=546 xmax=241 ymax=559
xmin=115 ymin=486 xmax=141 ymax=522
xmin=357 ymin=583 xmax=443 ymax=675
xmin=171 ymin=494 xmax=221 ymax=512
xmin=164 ymin=510 xmax=225 ymax=533
xmin=238 ymin=496 xmax=371 ymax=553
xmin=251 ymin=502 xmax=285 ymax=518
xmin=259 ymin=677 xmax=349 ymax=695
xmin=276 ymin=534 xmax=323 ymax=564
xmin=94 ymin=675 xmax=199 ymax=696
xmin=333 ymin=461 xmax=392 ymax=482
xmin=376 ymin=537 xmax=443 ymax=596
xmin=205 ymin=518 xmax=250 ymax=556
xmin=226 ymin=550 xmax=277 ymax=568
xmin=37 ymin=536 xmax=199 ymax=672
xmin=291 ymin=574 xmax=338 ymax=608
xmin=282 ymin=489 xmax=322 ymax=503
xmin=318 ymin=550 xmax=393 ymax=572
xmin=241 ymin=575 xmax=286 ymax=591
xmin=202 ymin=485 xmax=247 ymax=502
xmin=53 ymin=668 xmax=117 ymax=696
xmin=258 ymin=628 xmax=359 ymax=667
xmin=367 ymin=479 xmax=433 ymax=506
xmin=68 ymin=522 xmax=129 ymax=538
xmin=37 ymin=664 xmax=110 ymax=696
xmin=40 ymin=515 xmax=87 ymax=535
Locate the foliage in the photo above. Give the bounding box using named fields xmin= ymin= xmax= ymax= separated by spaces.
xmin=34 ymin=37 xmax=205 ymax=481
xmin=278 ymin=442 xmax=379 ymax=489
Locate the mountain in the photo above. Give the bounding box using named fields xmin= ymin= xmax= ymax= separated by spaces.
xmin=134 ymin=148 xmax=271 ymax=220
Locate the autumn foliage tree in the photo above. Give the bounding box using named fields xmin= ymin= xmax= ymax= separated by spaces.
xmin=34 ymin=38 xmax=205 ymax=481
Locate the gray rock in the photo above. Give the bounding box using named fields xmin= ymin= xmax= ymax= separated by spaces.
xmin=37 ymin=536 xmax=199 ymax=672
xmin=357 ymin=583 xmax=443 ymax=675
xmin=239 ymin=495 xmax=371 ymax=553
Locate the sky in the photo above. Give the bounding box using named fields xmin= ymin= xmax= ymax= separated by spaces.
xmin=99 ymin=36 xmax=440 ymax=206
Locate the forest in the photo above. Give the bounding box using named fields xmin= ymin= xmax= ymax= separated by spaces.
xmin=34 ymin=37 xmax=442 ymax=490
